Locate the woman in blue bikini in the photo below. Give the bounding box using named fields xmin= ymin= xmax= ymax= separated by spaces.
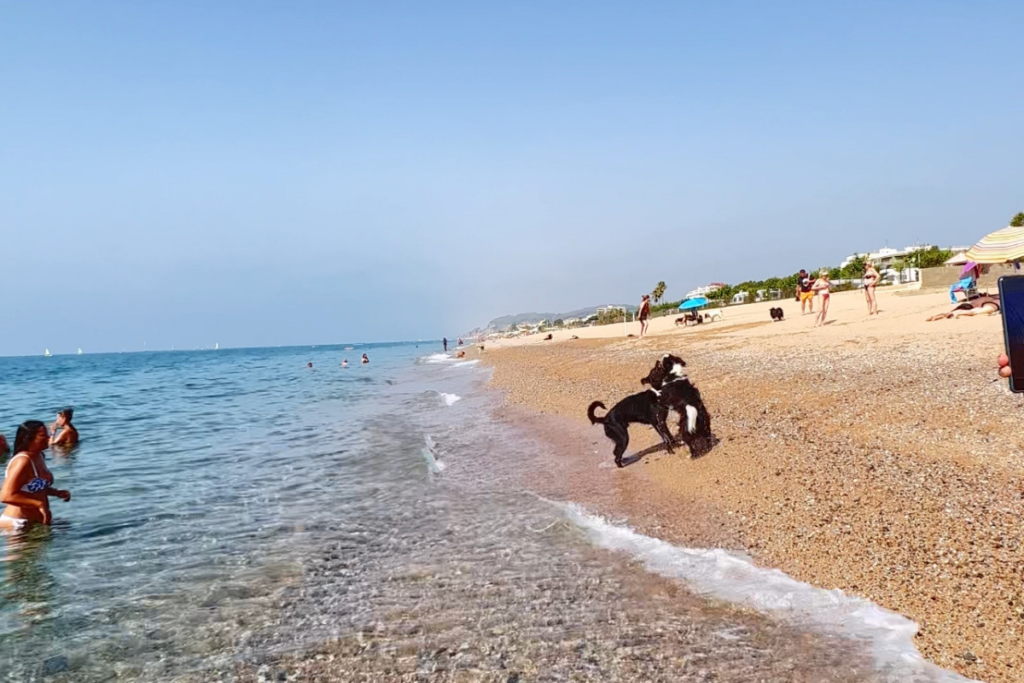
xmin=0 ymin=421 xmax=71 ymax=531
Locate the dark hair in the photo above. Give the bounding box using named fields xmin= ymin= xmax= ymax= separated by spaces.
xmin=59 ymin=408 xmax=73 ymax=421
xmin=13 ymin=420 xmax=46 ymax=454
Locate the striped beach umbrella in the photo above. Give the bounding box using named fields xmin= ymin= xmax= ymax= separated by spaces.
xmin=965 ymin=225 xmax=1024 ymax=264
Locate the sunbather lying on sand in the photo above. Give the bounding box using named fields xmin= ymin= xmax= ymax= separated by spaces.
xmin=927 ymin=297 xmax=1000 ymax=321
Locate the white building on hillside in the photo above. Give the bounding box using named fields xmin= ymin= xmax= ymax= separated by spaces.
xmin=840 ymin=244 xmax=936 ymax=269
xmin=685 ymin=282 xmax=726 ymax=300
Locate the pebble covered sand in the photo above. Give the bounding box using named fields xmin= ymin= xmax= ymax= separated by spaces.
xmin=481 ymin=289 xmax=1024 ymax=682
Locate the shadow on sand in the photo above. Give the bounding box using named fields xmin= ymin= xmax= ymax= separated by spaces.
xmin=619 ymin=433 xmax=720 ymax=467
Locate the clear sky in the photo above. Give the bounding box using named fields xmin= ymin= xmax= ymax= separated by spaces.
xmin=2 ymin=1 xmax=1022 ymax=355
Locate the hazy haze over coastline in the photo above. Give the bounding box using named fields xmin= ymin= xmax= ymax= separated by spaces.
xmin=2 ymin=1 xmax=1022 ymax=356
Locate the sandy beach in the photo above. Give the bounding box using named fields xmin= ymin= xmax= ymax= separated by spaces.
xmin=479 ymin=286 xmax=1024 ymax=682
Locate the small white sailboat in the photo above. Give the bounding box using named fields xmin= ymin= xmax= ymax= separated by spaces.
xmin=214 ymin=342 xmax=220 ymax=350
xmin=44 ymin=349 xmax=52 ymax=357
xmin=77 ymin=348 xmax=83 ymax=355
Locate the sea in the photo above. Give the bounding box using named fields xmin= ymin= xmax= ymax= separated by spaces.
xmin=0 ymin=344 xmax=974 ymax=682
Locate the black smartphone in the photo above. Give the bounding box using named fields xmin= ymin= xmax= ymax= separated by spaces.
xmin=998 ymin=275 xmax=1024 ymax=392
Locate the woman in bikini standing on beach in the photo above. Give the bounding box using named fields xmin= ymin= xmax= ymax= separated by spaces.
xmin=0 ymin=421 xmax=71 ymax=531
xmin=638 ymin=294 xmax=651 ymax=338
xmin=863 ymin=262 xmax=880 ymax=315
xmin=812 ymin=270 xmax=831 ymax=327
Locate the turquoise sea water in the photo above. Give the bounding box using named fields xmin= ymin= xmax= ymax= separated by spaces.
xmin=0 ymin=346 xmax=971 ymax=682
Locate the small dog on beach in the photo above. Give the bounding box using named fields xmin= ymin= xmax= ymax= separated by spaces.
xmin=770 ymin=307 xmax=784 ymax=322
xmin=641 ymin=355 xmax=713 ymax=456
xmin=588 ymin=390 xmax=675 ymax=467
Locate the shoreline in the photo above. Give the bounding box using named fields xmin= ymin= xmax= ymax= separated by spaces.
xmin=475 ymin=287 xmax=1024 ymax=682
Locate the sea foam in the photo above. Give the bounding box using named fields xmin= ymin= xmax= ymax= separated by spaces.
xmin=562 ymin=503 xmax=977 ymax=682
xmin=421 ymin=435 xmax=446 ymax=473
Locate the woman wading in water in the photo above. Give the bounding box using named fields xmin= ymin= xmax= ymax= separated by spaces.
xmin=0 ymin=421 xmax=71 ymax=531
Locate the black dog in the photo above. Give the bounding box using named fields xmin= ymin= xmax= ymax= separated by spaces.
xmin=588 ymin=389 xmax=675 ymax=468
xmin=770 ymin=307 xmax=785 ymax=322
xmin=641 ymin=355 xmax=713 ymax=455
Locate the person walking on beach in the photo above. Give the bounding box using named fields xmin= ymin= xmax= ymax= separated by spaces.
xmin=797 ymin=270 xmax=815 ymax=315
xmin=638 ymin=294 xmax=651 ymax=338
xmin=49 ymin=408 xmax=78 ymax=449
xmin=863 ymin=263 xmax=880 ymax=315
xmin=443 ymin=338 xmax=448 ymax=353
xmin=812 ymin=270 xmax=831 ymax=327
xmin=0 ymin=420 xmax=71 ymax=531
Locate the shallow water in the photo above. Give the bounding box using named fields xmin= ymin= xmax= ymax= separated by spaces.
xmin=0 ymin=346 xmax=970 ymax=681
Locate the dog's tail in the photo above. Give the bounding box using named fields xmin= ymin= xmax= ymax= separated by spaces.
xmin=587 ymin=401 xmax=607 ymax=424
xmin=685 ymin=405 xmax=698 ymax=434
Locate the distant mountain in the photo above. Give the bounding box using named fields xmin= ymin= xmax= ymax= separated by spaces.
xmin=471 ymin=304 xmax=638 ymax=335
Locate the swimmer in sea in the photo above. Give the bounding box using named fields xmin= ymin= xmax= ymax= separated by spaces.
xmin=1 ymin=420 xmax=71 ymax=531
xmin=49 ymin=408 xmax=78 ymax=449
xmin=308 ymin=362 xmax=313 ymax=368
xmin=361 ymin=354 xmax=369 ymax=364
xmin=342 ymin=359 xmax=348 ymax=367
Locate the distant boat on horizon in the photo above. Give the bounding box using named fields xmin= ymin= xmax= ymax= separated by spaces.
xmin=77 ymin=348 xmax=83 ymax=355
xmin=214 ymin=343 xmax=220 ymax=350
xmin=44 ymin=349 xmax=52 ymax=357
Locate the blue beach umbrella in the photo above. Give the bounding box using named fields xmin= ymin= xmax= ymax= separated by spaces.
xmin=679 ymin=297 xmax=709 ymax=311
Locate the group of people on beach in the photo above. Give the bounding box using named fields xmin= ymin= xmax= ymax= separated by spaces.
xmin=639 ymin=263 xmax=883 ymax=338
xmin=0 ymin=410 xmax=78 ymax=532
xmin=796 ymin=262 xmax=880 ymax=326
xmin=797 ymin=269 xmax=834 ymax=326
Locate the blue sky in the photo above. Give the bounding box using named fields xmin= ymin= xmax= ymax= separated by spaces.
xmin=2 ymin=1 xmax=1022 ymax=355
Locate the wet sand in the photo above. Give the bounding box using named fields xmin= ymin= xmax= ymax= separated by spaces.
xmin=478 ymin=287 xmax=1024 ymax=682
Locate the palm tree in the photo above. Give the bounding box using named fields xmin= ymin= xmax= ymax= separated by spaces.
xmin=652 ymin=281 xmax=667 ymax=303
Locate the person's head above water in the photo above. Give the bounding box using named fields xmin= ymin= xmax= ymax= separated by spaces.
xmin=14 ymin=420 xmax=48 ymax=455
xmin=307 ymin=362 xmax=313 ymax=368
xmin=57 ymin=408 xmax=73 ymax=425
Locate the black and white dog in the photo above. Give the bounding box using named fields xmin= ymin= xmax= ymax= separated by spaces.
xmin=588 ymin=388 xmax=675 ymax=468
xmin=641 ymin=355 xmax=713 ymax=455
